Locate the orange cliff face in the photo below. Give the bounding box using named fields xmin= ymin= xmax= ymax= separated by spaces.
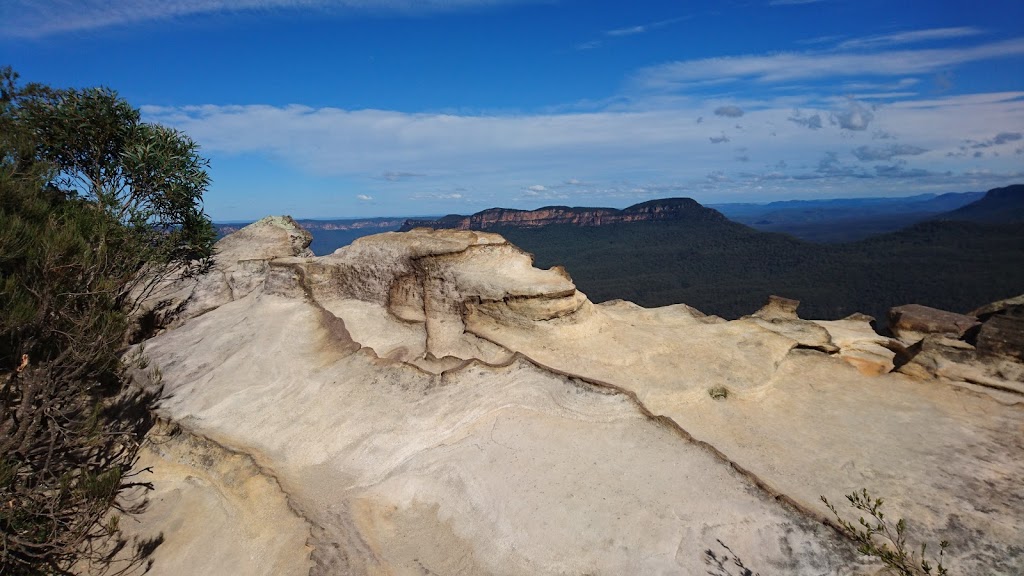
xmin=399 ymin=198 xmax=726 ymax=231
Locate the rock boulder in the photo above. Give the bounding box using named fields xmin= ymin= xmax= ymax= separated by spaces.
xmin=972 ymin=295 xmax=1024 ymax=361
xmin=888 ymin=303 xmax=981 ymax=344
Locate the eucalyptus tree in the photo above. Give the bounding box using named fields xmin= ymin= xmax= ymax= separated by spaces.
xmin=1 ymin=67 xmax=214 ymax=574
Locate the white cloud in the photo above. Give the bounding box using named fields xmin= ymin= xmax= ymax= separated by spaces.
xmin=143 ymin=91 xmax=1024 ymax=206
xmin=356 ymin=194 xmax=373 ymax=201
xmin=0 ymin=0 xmax=532 ymax=37
xmin=632 ymin=39 xmax=1024 ymax=89
xmin=831 ymin=100 xmax=874 ymax=131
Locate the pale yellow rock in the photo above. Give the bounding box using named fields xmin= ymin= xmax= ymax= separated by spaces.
xmin=813 ymin=318 xmax=898 ymax=375
xmin=899 ymin=335 xmax=1024 ymax=395
xmin=135 ymin=215 xmax=314 ymax=332
xmin=743 ymin=295 xmax=839 ymax=353
xmin=126 ymin=222 xmax=1024 ymax=575
xmin=109 ymin=423 xmax=313 ymax=576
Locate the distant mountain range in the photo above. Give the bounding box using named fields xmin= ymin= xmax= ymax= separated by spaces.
xmin=399 ymin=198 xmax=724 ymax=231
xmin=215 ymin=185 xmax=1024 ymax=277
xmin=710 ymin=190 xmax=987 ymax=242
xmin=400 ymin=189 xmax=1000 ymax=243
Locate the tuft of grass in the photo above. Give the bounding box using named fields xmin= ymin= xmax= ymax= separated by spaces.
xmin=708 ymin=386 xmax=729 ymax=400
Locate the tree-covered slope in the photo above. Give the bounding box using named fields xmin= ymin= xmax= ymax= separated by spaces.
xmin=495 ymin=218 xmax=1024 ymax=323
xmin=935 ymin=184 xmax=1024 ymax=223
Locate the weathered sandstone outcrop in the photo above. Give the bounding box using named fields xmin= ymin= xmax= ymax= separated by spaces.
xmin=399 ymin=198 xmax=726 ymax=231
xmin=119 ymin=218 xmax=1024 ymax=575
xmin=892 ymin=295 xmax=1024 ymax=397
xmin=971 ymin=294 xmax=1024 ymax=362
xmin=888 ymin=303 xmax=981 ymax=344
xmin=136 ymin=215 xmax=313 ymax=333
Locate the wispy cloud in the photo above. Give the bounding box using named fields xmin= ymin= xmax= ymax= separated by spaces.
xmin=410 ymin=191 xmax=466 ymax=201
xmin=840 ymin=78 xmax=920 ymax=92
xmin=605 ymin=25 xmax=647 ymax=37
xmin=852 ymin=144 xmax=928 ymax=162
xmin=836 ymin=27 xmax=984 ymax=50
xmin=0 ymin=0 xmax=532 ymax=37
xmin=788 ymin=111 xmax=823 ymax=129
xmin=714 ymin=105 xmax=744 ymax=118
xmin=574 ymin=40 xmax=602 ymax=51
xmin=967 ymin=131 xmax=1023 ymax=149
xmin=633 ymin=38 xmax=1024 ymax=90
xmin=576 ymin=16 xmax=687 ymax=51
xmin=606 ymin=16 xmax=687 ymax=37
xmin=380 ymin=171 xmax=425 ymax=181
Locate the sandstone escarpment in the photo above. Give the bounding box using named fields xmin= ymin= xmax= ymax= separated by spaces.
xmin=120 ymin=217 xmax=1024 ymax=575
xmin=399 ymin=197 xmax=726 ymax=231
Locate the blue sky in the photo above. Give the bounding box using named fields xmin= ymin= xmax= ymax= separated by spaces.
xmin=3 ymin=0 xmax=1024 ymax=219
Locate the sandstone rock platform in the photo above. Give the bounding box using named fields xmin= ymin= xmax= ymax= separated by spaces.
xmin=119 ymin=219 xmax=1024 ymax=575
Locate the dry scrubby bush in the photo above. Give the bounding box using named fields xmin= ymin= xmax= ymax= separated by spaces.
xmin=823 ymin=489 xmax=949 ymax=576
xmin=705 ymin=488 xmax=952 ymax=576
xmin=1 ymin=67 xmax=214 ymax=574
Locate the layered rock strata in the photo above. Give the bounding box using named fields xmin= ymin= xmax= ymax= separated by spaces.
xmin=120 ymin=219 xmax=1024 ymax=575
xmin=398 ymin=198 xmax=726 ymax=231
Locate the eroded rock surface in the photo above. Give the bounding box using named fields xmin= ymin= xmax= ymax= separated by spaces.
xmin=122 ymin=219 xmax=1024 ymax=575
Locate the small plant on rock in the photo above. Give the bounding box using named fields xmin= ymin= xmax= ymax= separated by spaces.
xmin=822 ymin=488 xmax=949 ymax=576
xmin=704 ymin=539 xmax=758 ymax=576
